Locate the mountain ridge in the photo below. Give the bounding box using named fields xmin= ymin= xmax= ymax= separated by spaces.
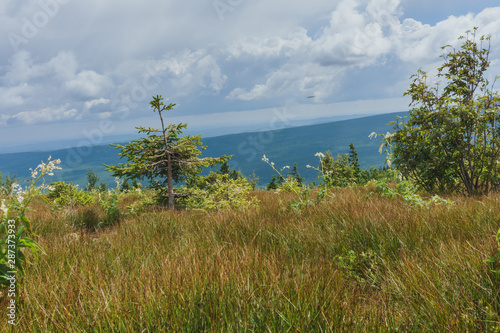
xmin=0 ymin=111 xmax=406 ymax=188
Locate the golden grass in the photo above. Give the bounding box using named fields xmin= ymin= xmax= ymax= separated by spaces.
xmin=2 ymin=187 xmax=500 ymax=332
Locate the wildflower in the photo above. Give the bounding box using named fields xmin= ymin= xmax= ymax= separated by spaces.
xmin=262 ymin=155 xmax=269 ymax=163
xmin=306 ymin=165 xmax=312 ymax=168
xmin=369 ymin=132 xmax=378 ymax=139
xmin=17 ymin=194 xmax=25 ymax=204
xmin=283 ymin=166 xmax=290 ymax=169
xmin=271 ymin=162 xmax=275 ymax=167
xmin=315 ymin=152 xmax=325 ymax=158
xmin=30 ymin=167 xmax=38 ymax=179
xmin=12 ymin=183 xmax=23 ymax=194
xmin=114 ymin=177 xmax=123 ymax=190
xmin=0 ymin=199 xmax=7 ymax=216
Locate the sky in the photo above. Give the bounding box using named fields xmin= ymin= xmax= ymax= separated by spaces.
xmin=1 ymin=0 xmax=500 ymax=153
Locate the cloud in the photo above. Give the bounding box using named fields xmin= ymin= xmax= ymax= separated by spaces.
xmin=63 ymin=70 xmax=114 ymax=99
xmin=226 ymin=1 xmax=500 ymax=102
xmin=9 ymin=104 xmax=78 ymax=125
xmin=84 ymin=97 xmax=110 ymax=111
xmin=1 ymin=0 xmax=500 ymax=150
xmin=0 ymin=83 xmax=30 ymax=107
xmin=2 ymin=50 xmax=78 ymax=86
xmin=152 ymin=50 xmax=228 ymax=95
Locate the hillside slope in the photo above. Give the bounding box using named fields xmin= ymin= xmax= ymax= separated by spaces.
xmin=0 ymin=111 xmax=406 ymax=187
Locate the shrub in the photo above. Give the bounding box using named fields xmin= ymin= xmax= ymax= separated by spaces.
xmin=47 ymin=181 xmax=94 ymax=208
xmin=178 ymin=172 xmax=257 ymax=211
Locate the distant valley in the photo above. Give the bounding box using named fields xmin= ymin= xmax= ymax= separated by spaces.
xmin=0 ymin=112 xmax=407 ymax=188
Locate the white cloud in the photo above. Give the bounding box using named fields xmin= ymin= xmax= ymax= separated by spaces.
xmin=98 ymin=112 xmax=112 ymax=119
xmin=84 ymin=97 xmax=110 ymax=111
xmin=1 ymin=0 xmax=500 ymax=150
xmin=0 ymin=83 xmax=30 ymax=107
xmin=227 ymin=2 xmax=500 ymax=102
xmin=226 ymin=28 xmax=311 ymax=59
xmin=63 ymin=70 xmax=114 ymax=99
xmin=153 ymin=51 xmax=227 ymax=95
xmin=10 ymin=104 xmax=78 ymax=125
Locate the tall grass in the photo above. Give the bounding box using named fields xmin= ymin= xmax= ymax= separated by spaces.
xmin=2 ymin=187 xmax=500 ymax=331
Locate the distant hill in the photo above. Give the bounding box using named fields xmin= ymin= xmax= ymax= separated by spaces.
xmin=0 ymin=112 xmax=406 ymax=188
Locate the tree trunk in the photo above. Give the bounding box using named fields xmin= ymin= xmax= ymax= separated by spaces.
xmin=167 ymin=152 xmax=174 ymax=210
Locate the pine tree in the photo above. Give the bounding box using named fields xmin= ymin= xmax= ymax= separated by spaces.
xmin=289 ymin=162 xmax=303 ymax=186
xmin=267 ymin=175 xmax=279 ymax=190
xmin=85 ymin=169 xmax=99 ymax=191
xmin=105 ymin=95 xmax=228 ymax=209
xmin=348 ymin=142 xmax=361 ymax=183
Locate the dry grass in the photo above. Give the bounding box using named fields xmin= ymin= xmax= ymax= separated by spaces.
xmin=2 ymin=187 xmax=500 ymax=332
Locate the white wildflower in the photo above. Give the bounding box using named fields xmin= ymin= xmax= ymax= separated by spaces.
xmin=11 ymin=183 xmax=23 ymax=194
xmin=114 ymin=177 xmax=123 ymax=190
xmin=283 ymin=166 xmax=290 ymax=169
xmin=65 ymin=233 xmax=80 ymax=242
xmin=271 ymin=162 xmax=275 ymax=167
xmin=30 ymin=167 xmax=38 ymax=179
xmin=315 ymin=152 xmax=325 ymax=158
xmin=17 ymin=194 xmax=25 ymax=204
xmin=306 ymin=165 xmax=312 ymax=168
xmin=262 ymin=155 xmax=269 ymax=163
xmin=33 ymin=156 xmax=62 ymax=178
xmin=369 ymin=132 xmax=378 ymax=139
xmin=0 ymin=200 xmax=7 ymax=216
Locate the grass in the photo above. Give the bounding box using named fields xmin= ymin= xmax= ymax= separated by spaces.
xmin=2 ymin=187 xmax=500 ymax=332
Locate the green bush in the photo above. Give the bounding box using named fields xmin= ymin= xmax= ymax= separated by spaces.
xmin=47 ymin=182 xmax=94 ymax=208
xmin=178 ymin=172 xmax=257 ymax=211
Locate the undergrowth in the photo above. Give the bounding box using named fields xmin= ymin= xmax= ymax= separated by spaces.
xmin=1 ymin=187 xmax=499 ymax=331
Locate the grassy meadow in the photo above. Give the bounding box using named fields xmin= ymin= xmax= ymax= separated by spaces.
xmin=2 ymin=187 xmax=500 ymax=332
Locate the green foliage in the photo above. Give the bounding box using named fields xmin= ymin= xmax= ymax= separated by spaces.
xmin=179 ymin=167 xmax=258 ymax=211
xmin=0 ymin=157 xmax=60 ymax=291
xmin=263 ymin=155 xmax=328 ymax=212
xmin=105 ymin=95 xmax=228 ymax=210
xmin=126 ymin=188 xmax=155 ymax=215
xmin=99 ymin=189 xmax=121 ymax=226
xmin=289 ymin=163 xmax=303 ymax=186
xmin=85 ymin=169 xmax=99 ymax=192
xmin=372 ymin=171 xmax=453 ymax=208
xmin=336 ymin=248 xmax=380 ymax=285
xmin=320 ymin=151 xmax=357 ymax=187
xmin=0 ymin=171 xmax=18 ymax=196
xmin=47 ymin=181 xmax=94 ymax=208
xmin=276 ymin=175 xmax=299 ymax=193
xmin=392 ymin=28 xmax=500 ymax=196
xmin=487 ymin=228 xmax=500 ymax=275
xmin=348 ymin=142 xmax=361 ymax=183
xmin=121 ymin=179 xmax=130 ymax=192
xmin=358 ymin=166 xmax=392 ymax=184
xmin=266 ymin=175 xmax=280 ymax=190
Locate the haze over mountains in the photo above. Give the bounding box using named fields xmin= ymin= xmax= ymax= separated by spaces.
xmin=0 ymin=112 xmax=407 ymax=188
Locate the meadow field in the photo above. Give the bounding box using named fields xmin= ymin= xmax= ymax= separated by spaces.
xmin=2 ymin=186 xmax=500 ymax=332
